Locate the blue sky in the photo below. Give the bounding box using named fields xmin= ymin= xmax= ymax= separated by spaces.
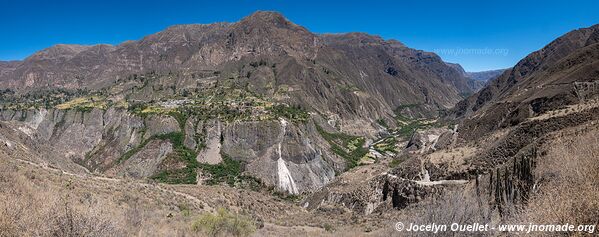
xmin=1 ymin=0 xmax=598 ymax=71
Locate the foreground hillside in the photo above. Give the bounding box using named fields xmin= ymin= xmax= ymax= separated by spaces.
xmin=1 ymin=116 xmax=597 ymax=236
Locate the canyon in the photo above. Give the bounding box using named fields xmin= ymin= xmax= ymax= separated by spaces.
xmin=1 ymin=11 xmax=598 ymax=237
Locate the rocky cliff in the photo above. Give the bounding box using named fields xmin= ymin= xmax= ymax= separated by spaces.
xmin=0 ymin=108 xmax=338 ymax=193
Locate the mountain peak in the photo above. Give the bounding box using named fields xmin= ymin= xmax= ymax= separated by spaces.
xmin=238 ymin=11 xmax=294 ymax=28
xmin=244 ymin=11 xmax=287 ymax=22
xmin=27 ymin=44 xmax=91 ymax=61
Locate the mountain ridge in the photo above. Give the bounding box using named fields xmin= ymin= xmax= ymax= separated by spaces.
xmin=0 ymin=11 xmax=479 ymax=132
xmin=453 ymin=23 xmax=599 ymax=139
xmin=0 ymin=11 xmax=482 ymax=195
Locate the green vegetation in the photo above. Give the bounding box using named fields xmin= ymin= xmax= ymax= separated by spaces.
xmin=194 ymin=151 xmax=262 ymax=190
xmin=178 ymin=204 xmax=192 ymax=217
xmin=392 ymin=103 xmax=449 ymax=139
xmin=191 ymin=208 xmax=256 ymax=237
xmin=323 ymin=223 xmax=336 ymax=233
xmin=267 ymin=104 xmax=309 ymax=122
xmin=118 ymin=105 xmax=252 ymax=186
xmin=315 ymin=124 xmax=368 ymax=169
xmin=126 ymin=102 xmax=147 ymax=114
xmin=121 ymin=73 xmax=312 ymax=124
xmin=373 ymin=136 xmax=398 ymax=154
xmin=376 ymin=118 xmax=389 ymax=128
xmin=131 ymin=102 xmax=257 ymax=126
xmin=0 ymin=71 xmax=315 ymax=127
xmin=396 ymin=116 xmax=421 ymax=138
xmin=233 ymin=175 xmax=264 ymax=192
xmin=395 ymin=115 xmax=438 ymax=139
xmin=117 ymin=131 xmax=198 ymax=184
xmin=150 ymin=132 xmax=199 ymax=184
xmin=271 ymin=191 xmax=302 ymax=202
xmin=199 ymin=158 xmax=301 ymax=200
xmin=338 ymin=83 xmax=360 ymax=93
xmin=198 ymin=153 xmax=243 ymax=186
xmin=167 ymin=110 xmax=188 ymax=130
xmin=151 ymin=164 xmax=197 ymax=184
xmin=0 ymin=88 xmax=110 ymax=110
xmin=117 ymin=139 xmax=151 ymax=164
xmin=394 ymin=103 xmax=423 ymax=114
xmin=55 ymin=96 xmax=108 ymax=110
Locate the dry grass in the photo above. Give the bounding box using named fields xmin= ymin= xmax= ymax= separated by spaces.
xmin=528 ymin=99 xmax=599 ymax=121
xmin=1 ymin=118 xmax=596 ymax=236
xmin=0 ymin=157 xmax=207 ymax=236
xmin=0 ymin=154 xmax=308 ymax=236
xmin=382 ymin=125 xmax=599 ymax=237
xmin=514 ymin=131 xmax=599 ymax=234
xmin=370 ymin=182 xmax=495 ymax=237
xmin=426 ymin=146 xmax=478 ymax=173
xmin=388 ymin=185 xmax=493 ymax=237
xmin=0 ymin=162 xmax=122 ymax=237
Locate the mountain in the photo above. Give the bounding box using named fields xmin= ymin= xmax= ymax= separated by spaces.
xmin=1 ymin=11 xmax=598 ymax=237
xmin=454 ymin=24 xmax=599 ymax=138
xmin=286 ymin=22 xmax=599 ymax=231
xmin=445 ymin=62 xmax=509 ymax=92
xmin=0 ymin=11 xmax=474 ymax=124
xmin=0 ymin=60 xmax=20 ymax=79
xmin=466 ymin=68 xmax=508 ymax=82
xmin=422 ymin=25 xmax=599 ymax=227
xmin=0 ymin=11 xmax=478 ymax=194
xmin=322 ymin=24 xmax=599 ymax=233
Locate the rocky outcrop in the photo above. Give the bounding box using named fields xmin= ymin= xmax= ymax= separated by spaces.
xmin=142 ymin=115 xmax=180 ymax=140
xmin=0 ymin=108 xmax=339 ymax=193
xmin=196 ymin=120 xmax=222 ymax=164
xmin=466 ymin=106 xmax=599 ymax=175
xmin=221 ymin=118 xmax=335 ymax=193
xmin=305 ymin=173 xmax=438 ymax=215
xmin=0 ymin=108 xmax=146 ymax=171
xmin=116 ymin=140 xmax=174 ymax=178
xmin=404 ymin=127 xmax=454 ymax=154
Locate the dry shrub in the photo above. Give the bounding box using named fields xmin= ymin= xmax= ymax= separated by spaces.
xmin=191 ymin=208 xmax=256 ymax=237
xmin=0 ymin=162 xmax=49 ymax=236
xmin=0 ymin=161 xmax=122 ymax=237
xmin=45 ymin=198 xmax=122 ymax=237
xmin=392 ymin=186 xmax=493 ymax=237
xmin=517 ymin=132 xmax=599 ymax=232
xmin=0 ymin=157 xmax=204 ymax=236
